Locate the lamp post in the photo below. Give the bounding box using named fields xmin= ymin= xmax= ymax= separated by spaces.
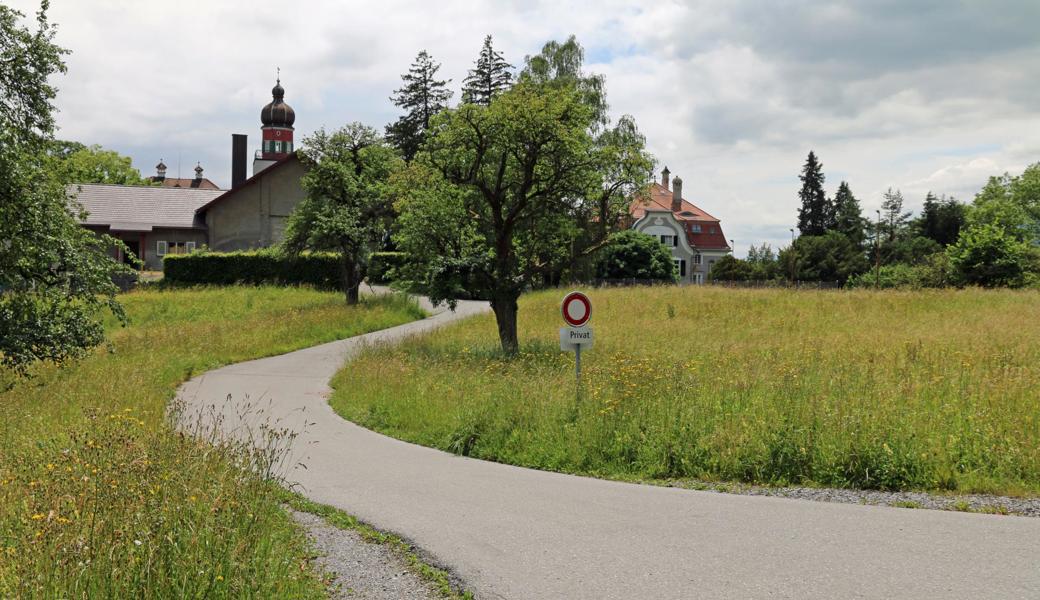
xmin=874 ymin=209 xmax=881 ymax=289
xmin=789 ymin=228 xmax=796 ymax=284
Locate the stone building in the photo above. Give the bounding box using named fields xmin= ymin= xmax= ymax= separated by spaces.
xmin=72 ymin=77 xmax=309 ymax=265
xmin=629 ymin=167 xmax=732 ymax=283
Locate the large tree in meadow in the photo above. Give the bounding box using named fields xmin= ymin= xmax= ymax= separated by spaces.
xmin=283 ymin=123 xmax=401 ymax=304
xmin=394 ymin=72 xmax=650 ymax=353
xmin=0 ymin=2 xmax=133 ymax=375
xmin=796 ymin=151 xmax=834 ymax=236
xmin=385 ymin=50 xmax=453 ymax=162
xmin=461 ymin=35 xmax=513 ymax=106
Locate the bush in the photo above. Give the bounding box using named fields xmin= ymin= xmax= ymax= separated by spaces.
xmin=163 ymin=250 xmax=340 ymax=288
xmin=595 ymin=230 xmax=677 ymax=282
xmin=847 ymin=252 xmax=954 ymax=289
xmin=709 ymin=255 xmax=754 ymax=282
xmin=368 ymin=252 xmax=407 ymax=284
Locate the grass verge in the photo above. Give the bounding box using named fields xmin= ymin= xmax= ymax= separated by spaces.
xmin=281 ymin=490 xmax=472 ymax=599
xmin=0 ymin=286 xmax=424 ymax=598
xmin=330 ymin=286 xmax=1040 ymax=496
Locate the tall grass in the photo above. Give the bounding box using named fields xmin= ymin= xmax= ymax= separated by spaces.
xmin=0 ymin=286 xmax=424 ymax=597
xmin=331 ymin=286 xmax=1040 ymax=495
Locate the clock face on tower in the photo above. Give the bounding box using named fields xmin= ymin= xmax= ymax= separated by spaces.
xmin=275 ymin=130 xmax=282 ymax=138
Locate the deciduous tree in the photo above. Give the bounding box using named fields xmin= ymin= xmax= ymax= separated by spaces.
xmin=0 ymin=2 xmax=133 ymax=374
xmin=283 ymin=123 xmax=401 ymax=304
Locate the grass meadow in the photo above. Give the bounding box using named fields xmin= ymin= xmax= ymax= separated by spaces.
xmin=331 ymin=286 xmax=1040 ymax=496
xmin=0 ymin=286 xmax=424 ymax=598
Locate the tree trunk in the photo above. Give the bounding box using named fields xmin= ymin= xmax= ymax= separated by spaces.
xmin=340 ymin=253 xmax=361 ymax=305
xmin=490 ymin=290 xmax=520 ymax=355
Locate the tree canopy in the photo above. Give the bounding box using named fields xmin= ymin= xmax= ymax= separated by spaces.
xmin=461 ymin=35 xmax=513 ymax=106
xmin=595 ymin=230 xmax=677 ymax=282
xmin=283 ymin=123 xmax=401 ymax=304
xmin=0 ymin=2 xmax=133 ymax=375
xmin=50 ymin=142 xmax=152 ymax=185
xmin=394 ymin=47 xmax=651 ymax=353
xmin=385 ymin=50 xmax=453 ymax=162
xmin=796 ymin=151 xmax=833 ymax=236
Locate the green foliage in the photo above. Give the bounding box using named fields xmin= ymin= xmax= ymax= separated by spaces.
xmin=707 ymin=254 xmax=754 ymax=282
xmin=0 ymin=286 xmax=424 ymax=596
xmin=461 ymin=35 xmax=513 ymax=106
xmin=846 ymin=253 xmax=952 ymax=289
xmin=386 ymin=50 xmax=453 ymax=162
xmin=879 ymin=187 xmax=912 ymax=245
xmin=968 ymin=163 xmax=1040 ymax=243
xmin=395 ymin=53 xmax=651 ymax=352
xmin=796 ymin=151 xmax=833 ymax=236
xmin=163 ymin=250 xmax=341 ymax=288
xmin=947 ymin=223 xmax=1034 ymax=287
xmin=916 ymin=192 xmax=965 ymax=246
xmin=50 ymin=142 xmax=152 ymax=185
xmin=368 ymin=251 xmax=407 ymax=284
xmin=595 ymin=230 xmax=677 ymax=281
xmin=520 ymin=35 xmax=608 ymax=128
xmin=832 ymin=181 xmax=866 ymax=247
xmin=284 ymin=123 xmax=402 ymax=303
xmin=781 ymin=232 xmax=869 ymax=284
xmin=0 ymin=2 xmax=134 ymax=375
xmin=332 ymin=286 xmax=1040 ymax=495
xmin=882 ymin=235 xmax=943 ymax=266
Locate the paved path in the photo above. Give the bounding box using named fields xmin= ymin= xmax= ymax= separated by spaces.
xmin=178 ymin=295 xmax=1040 ymax=600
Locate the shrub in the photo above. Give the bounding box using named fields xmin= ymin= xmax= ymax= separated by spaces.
xmin=847 ymin=253 xmax=953 ymax=289
xmin=595 ymin=230 xmax=677 ymax=282
xmin=368 ymin=252 xmax=407 ymax=284
xmin=163 ymin=250 xmax=340 ymax=288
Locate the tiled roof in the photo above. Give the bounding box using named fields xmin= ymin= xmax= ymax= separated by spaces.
xmin=630 ymin=182 xmax=730 ymax=250
xmin=69 ymin=183 xmax=222 ymax=231
xmin=152 ymin=177 xmax=221 ymax=190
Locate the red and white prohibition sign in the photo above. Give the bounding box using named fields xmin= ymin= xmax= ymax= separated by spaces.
xmin=561 ymin=291 xmax=592 ymax=327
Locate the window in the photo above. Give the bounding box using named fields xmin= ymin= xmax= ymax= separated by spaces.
xmin=186 ymin=241 xmax=196 ymax=253
xmin=673 ymin=258 xmax=687 ymax=277
xmin=160 ymin=242 xmax=191 ymax=256
xmin=691 ymin=224 xmax=702 ymax=233
xmin=274 ymin=140 xmax=282 ymax=153
xmin=156 ymin=240 xmax=167 ymax=256
xmin=710 ymin=226 xmax=717 ymax=234
xmin=659 ymin=234 xmax=677 ymax=247
xmin=708 ymin=259 xmax=716 ymax=272
xmin=693 ymin=254 xmax=702 ymax=265
xmin=694 ymin=272 xmax=704 ymax=284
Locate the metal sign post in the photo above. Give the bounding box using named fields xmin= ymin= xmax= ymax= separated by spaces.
xmin=560 ymin=292 xmax=593 ymax=385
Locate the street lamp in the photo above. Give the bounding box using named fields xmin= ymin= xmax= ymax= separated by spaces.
xmin=874 ymin=209 xmax=882 ymax=289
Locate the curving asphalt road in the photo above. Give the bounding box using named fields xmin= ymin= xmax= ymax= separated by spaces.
xmin=177 ymin=293 xmax=1040 ymax=600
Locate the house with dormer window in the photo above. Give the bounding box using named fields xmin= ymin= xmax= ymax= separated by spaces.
xmin=628 ymin=167 xmax=732 ymax=284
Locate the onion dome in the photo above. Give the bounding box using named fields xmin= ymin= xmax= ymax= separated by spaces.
xmin=260 ymin=78 xmax=295 ymax=128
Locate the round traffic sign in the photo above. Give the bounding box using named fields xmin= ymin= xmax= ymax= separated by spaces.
xmin=561 ymin=291 xmax=592 ymax=327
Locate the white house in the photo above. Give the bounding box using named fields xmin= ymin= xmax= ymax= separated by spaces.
xmin=629 ymin=168 xmax=732 ymax=283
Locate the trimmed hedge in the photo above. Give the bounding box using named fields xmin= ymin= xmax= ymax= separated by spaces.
xmin=163 ymin=250 xmax=409 ymax=287
xmin=163 ymin=251 xmax=341 ymax=288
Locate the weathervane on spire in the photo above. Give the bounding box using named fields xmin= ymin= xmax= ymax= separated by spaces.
xmin=276 ymin=66 xmax=280 ymax=85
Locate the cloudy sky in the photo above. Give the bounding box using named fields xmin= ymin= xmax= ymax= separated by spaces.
xmin=12 ymin=0 xmax=1040 ymax=254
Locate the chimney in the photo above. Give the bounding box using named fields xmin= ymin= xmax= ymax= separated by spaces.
xmin=155 ymin=159 xmax=167 ymax=181
xmin=671 ymin=176 xmax=683 ymax=212
xmin=661 ymin=166 xmax=670 ymax=190
xmin=231 ymin=134 xmax=247 ymax=188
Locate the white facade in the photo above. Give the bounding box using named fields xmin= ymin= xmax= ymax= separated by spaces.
xmin=632 ymin=209 xmax=729 ymax=284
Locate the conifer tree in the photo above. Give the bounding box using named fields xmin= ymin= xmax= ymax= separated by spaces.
xmin=385 ymin=50 xmax=453 ymax=161
xmin=833 ymin=180 xmax=866 ymax=247
xmin=796 ymin=151 xmax=834 ymax=236
xmin=461 ymin=35 xmax=513 ymax=106
xmin=879 ymin=187 xmax=912 ymax=243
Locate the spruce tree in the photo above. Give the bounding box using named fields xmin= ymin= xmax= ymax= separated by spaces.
xmin=796 ymin=151 xmax=834 ymax=236
xmin=461 ymin=35 xmax=513 ymax=106
xmin=385 ymin=50 xmax=453 ymax=161
xmin=917 ymin=192 xmax=965 ymax=246
xmin=833 ymin=181 xmax=865 ymax=247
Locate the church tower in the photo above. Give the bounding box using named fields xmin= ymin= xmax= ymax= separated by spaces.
xmin=259 ymin=75 xmax=295 ymax=161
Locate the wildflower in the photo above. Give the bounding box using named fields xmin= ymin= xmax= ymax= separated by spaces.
xmin=134 ymin=539 xmax=142 ymax=546
xmin=31 ymin=513 xmax=44 ymax=521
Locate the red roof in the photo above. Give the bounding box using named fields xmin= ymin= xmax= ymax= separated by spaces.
xmin=629 ymin=182 xmax=730 ymax=250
